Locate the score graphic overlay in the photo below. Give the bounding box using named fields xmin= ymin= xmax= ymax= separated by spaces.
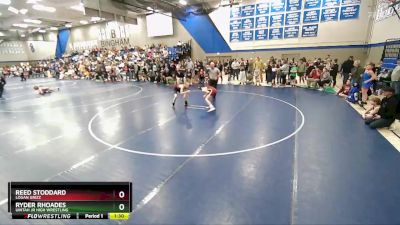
xmin=8 ymin=182 xmax=132 ymax=220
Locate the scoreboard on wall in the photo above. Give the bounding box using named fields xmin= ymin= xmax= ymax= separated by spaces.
xmin=8 ymin=182 xmax=132 ymax=220
xmin=229 ymin=0 xmax=361 ymax=42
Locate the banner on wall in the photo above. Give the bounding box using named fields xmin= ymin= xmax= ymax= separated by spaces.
xmin=230 ymin=31 xmax=241 ymax=42
xmin=322 ymin=0 xmax=340 ymax=8
xmin=241 ymin=17 xmax=255 ymax=29
xmin=271 ymin=0 xmax=286 ymax=13
xmin=255 ymin=16 xmax=269 ymax=29
xmin=270 ymin=14 xmax=284 ymax=27
xmin=341 ymin=0 xmax=360 ymax=5
xmin=269 ymin=27 xmax=283 ymax=40
xmin=256 ymin=3 xmax=270 ymax=15
xmin=303 ymin=9 xmax=321 ymax=23
xmin=284 ymin=26 xmax=300 ymax=38
xmin=241 ymin=5 xmax=255 ymax=17
xmin=321 ymin=7 xmax=339 ymax=22
xmin=230 ymin=7 xmax=241 ymax=18
xmin=241 ymin=30 xmax=254 ymax=41
xmin=230 ymin=19 xmax=242 ymax=31
xmin=302 ymin=24 xmax=319 ymax=37
xmin=286 ymin=0 xmax=302 ymax=12
xmin=255 ymin=29 xmax=268 ymax=40
xmin=340 ymin=5 xmax=360 ymax=20
xmin=305 ymin=0 xmax=321 ymax=9
xmin=286 ymin=12 xmax=301 ymax=25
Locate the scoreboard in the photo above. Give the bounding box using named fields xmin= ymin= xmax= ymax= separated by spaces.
xmin=8 ymin=182 xmax=132 ymax=220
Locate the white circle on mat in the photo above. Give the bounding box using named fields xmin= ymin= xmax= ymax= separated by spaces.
xmin=88 ymin=90 xmax=305 ymax=157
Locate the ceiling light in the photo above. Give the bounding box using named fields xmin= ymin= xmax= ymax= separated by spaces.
xmin=19 ymin=8 xmax=28 ymax=14
xmin=0 ymin=0 xmax=11 ymax=5
xmin=50 ymin=27 xmax=58 ymax=30
xmin=70 ymin=3 xmax=84 ymax=12
xmin=8 ymin=6 xmax=19 ymax=14
xmin=26 ymin=0 xmax=41 ymax=4
xmin=65 ymin=24 xmax=72 ymax=28
xmin=90 ymin=16 xmax=101 ymax=22
xmin=0 ymin=32 xmax=4 ymax=37
xmin=13 ymin=24 xmax=29 ymax=28
xmin=179 ymin=0 xmax=187 ymax=5
xmin=80 ymin=20 xmax=88 ymax=25
xmin=24 ymin=19 xmax=42 ymax=24
xmin=146 ymin=6 xmax=153 ymax=10
xmin=0 ymin=12 xmax=2 ymax=16
xmin=21 ymin=34 xmax=26 ymax=37
xmin=32 ymin=4 xmax=56 ymax=13
xmin=38 ymin=29 xmax=46 ymax=33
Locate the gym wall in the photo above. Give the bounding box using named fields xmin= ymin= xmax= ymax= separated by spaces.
xmin=367 ymin=2 xmax=400 ymax=63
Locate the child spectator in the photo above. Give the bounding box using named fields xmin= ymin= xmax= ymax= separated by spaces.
xmin=289 ymin=63 xmax=298 ymax=87
xmin=363 ymin=97 xmax=381 ymax=120
xmin=337 ymin=80 xmax=352 ymax=98
xmin=347 ymin=82 xmax=360 ymax=104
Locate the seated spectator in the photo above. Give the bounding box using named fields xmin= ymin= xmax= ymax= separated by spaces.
xmin=337 ymin=80 xmax=352 ymax=98
xmin=363 ymin=97 xmax=381 ymax=120
xmin=306 ymin=65 xmax=321 ymax=88
xmin=347 ymin=82 xmax=360 ymax=104
xmin=365 ymin=87 xmax=399 ymax=129
xmin=317 ymin=67 xmax=331 ymax=90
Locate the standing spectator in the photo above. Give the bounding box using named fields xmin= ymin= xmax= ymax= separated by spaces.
xmin=365 ymin=87 xmax=399 ymax=129
xmin=340 ymin=56 xmax=354 ymax=85
xmin=297 ymin=58 xmax=306 ymax=84
xmin=0 ymin=76 xmax=6 ymax=99
xmin=239 ymin=60 xmax=246 ymax=85
xmin=391 ymin=59 xmax=400 ymax=94
xmin=207 ymin=62 xmax=221 ymax=89
xmin=350 ymin=60 xmax=364 ymax=85
xmin=231 ymin=59 xmax=240 ymax=82
xmin=280 ymin=60 xmax=289 ymax=86
xmin=330 ymin=59 xmax=339 ymax=87
xmin=266 ymin=62 xmax=274 ymax=86
xmin=253 ymin=57 xmax=265 ymax=86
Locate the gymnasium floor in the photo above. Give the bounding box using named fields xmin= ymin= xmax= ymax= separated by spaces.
xmin=0 ymin=78 xmax=400 ymax=225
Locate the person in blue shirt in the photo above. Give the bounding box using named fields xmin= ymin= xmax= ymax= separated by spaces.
xmin=347 ymin=82 xmax=360 ymax=104
xmin=360 ymin=62 xmax=377 ymax=106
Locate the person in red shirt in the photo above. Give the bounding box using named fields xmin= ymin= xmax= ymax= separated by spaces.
xmin=201 ymin=86 xmax=217 ymax=112
xmin=306 ymin=65 xmax=321 ymax=88
xmin=337 ymin=80 xmax=352 ymax=98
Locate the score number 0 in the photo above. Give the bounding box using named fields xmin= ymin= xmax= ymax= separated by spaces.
xmin=119 ymin=191 xmax=125 ymax=211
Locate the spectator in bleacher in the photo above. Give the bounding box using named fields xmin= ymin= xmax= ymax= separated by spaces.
xmin=340 ymin=56 xmax=354 ymax=85
xmin=365 ymin=87 xmax=398 ymax=129
xmin=390 ymin=59 xmax=400 ymax=94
